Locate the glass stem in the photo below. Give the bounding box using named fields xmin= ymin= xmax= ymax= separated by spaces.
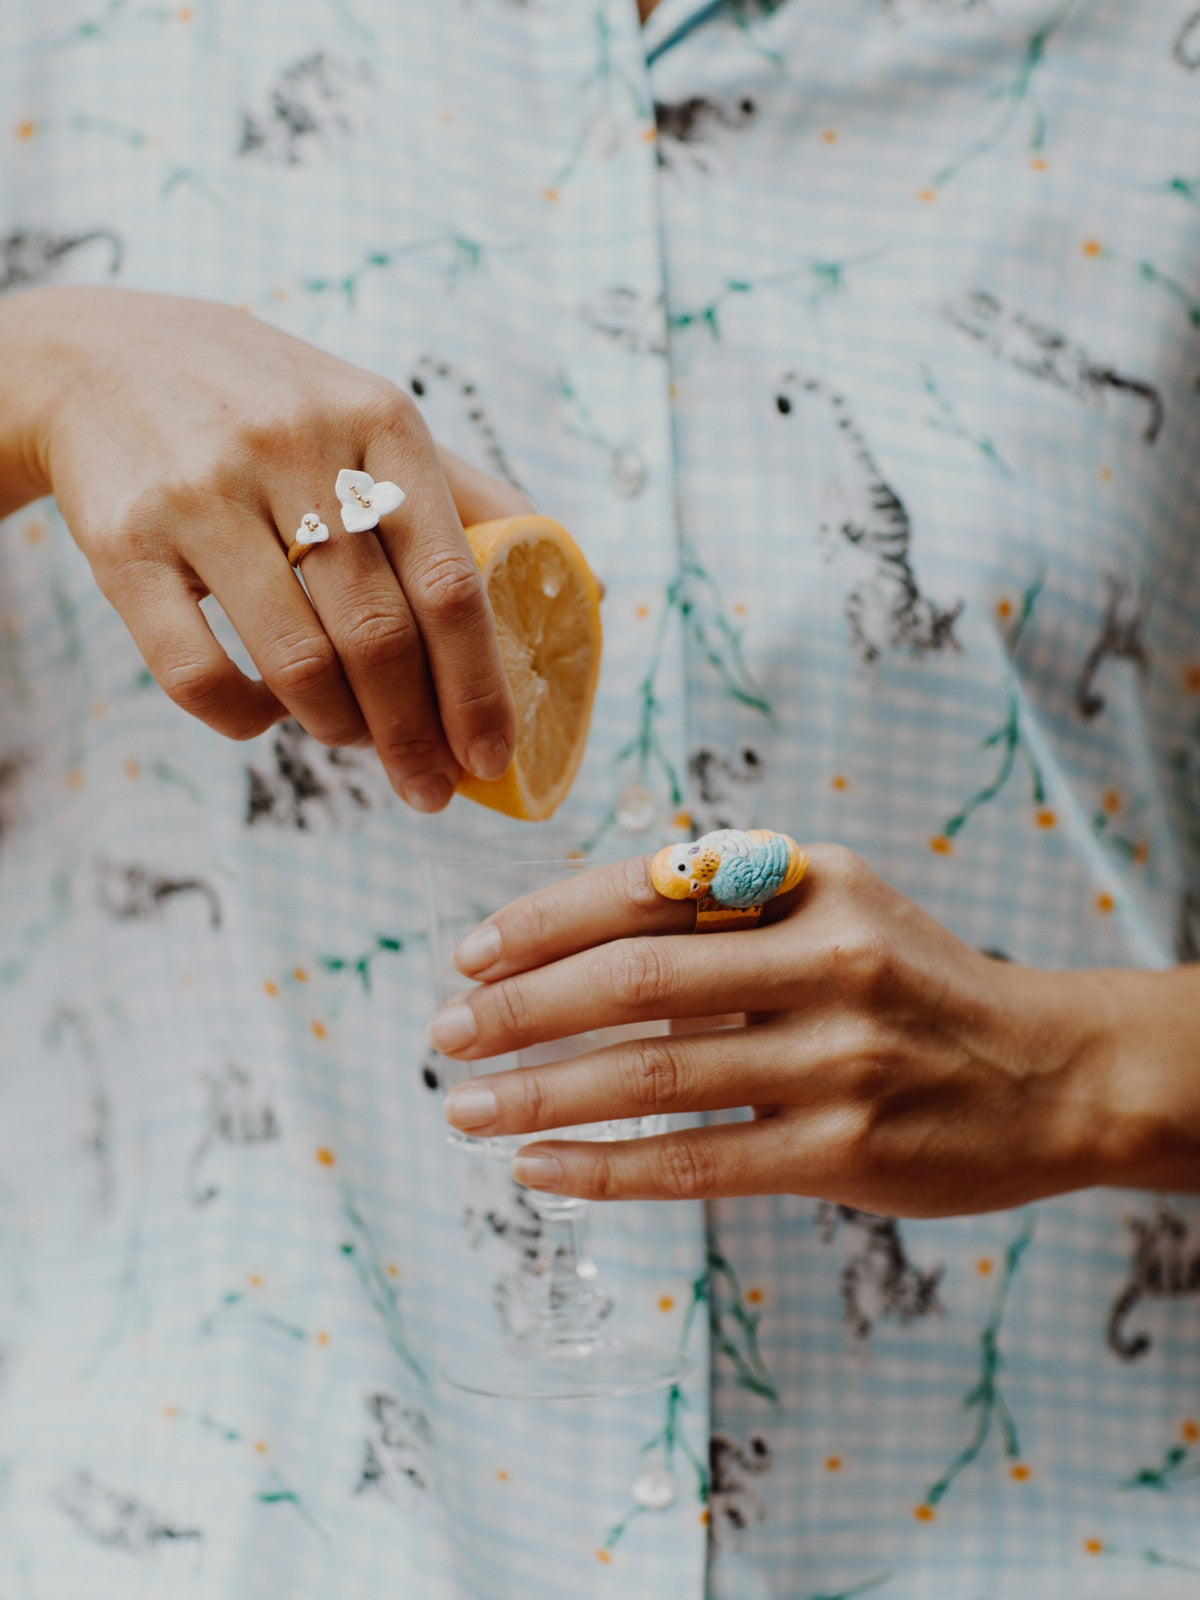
xmin=526 ymin=1195 xmax=610 ymax=1350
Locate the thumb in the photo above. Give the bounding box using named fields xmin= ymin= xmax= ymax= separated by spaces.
xmin=435 ymin=442 xmax=536 ymax=527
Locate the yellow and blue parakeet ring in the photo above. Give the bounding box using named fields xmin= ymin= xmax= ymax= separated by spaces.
xmin=649 ymin=828 xmax=808 ymax=932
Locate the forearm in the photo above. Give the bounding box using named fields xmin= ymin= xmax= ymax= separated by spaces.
xmin=0 ymin=286 xmax=64 ymax=518
xmin=1084 ymin=963 xmax=1200 ymax=1193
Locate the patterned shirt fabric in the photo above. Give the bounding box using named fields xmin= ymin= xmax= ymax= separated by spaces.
xmin=1 ymin=2 xmax=1199 ymax=1596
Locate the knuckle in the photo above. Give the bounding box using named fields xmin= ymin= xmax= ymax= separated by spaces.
xmin=269 ymin=636 xmax=341 ymax=698
xmin=410 ymin=554 xmax=485 ymax=625
xmin=375 ymin=730 xmax=446 ymax=772
xmin=829 ymin=917 xmax=895 ymax=996
xmin=159 ymin=656 xmax=230 ymax=717
xmin=823 ymin=844 xmax=868 ymax=889
xmin=516 ymin=1072 xmax=551 ymax=1131
xmin=656 ymin=1138 xmax=718 ymax=1200
xmin=625 ymin=1037 xmax=683 ymax=1112
xmin=610 ymin=937 xmax=670 ymax=1011
xmin=340 ymin=607 xmax=420 ymax=672
xmin=579 ymin=1148 xmax=616 ymax=1202
xmin=357 ymin=379 xmax=420 ymax=434
xmin=489 ymin=979 xmax=532 ymax=1041
xmin=620 ymin=854 xmax=665 ymax=921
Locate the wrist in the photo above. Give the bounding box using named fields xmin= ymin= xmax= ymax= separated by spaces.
xmin=0 ymin=284 xmax=66 ymax=515
xmin=1073 ymin=966 xmax=1200 ymax=1193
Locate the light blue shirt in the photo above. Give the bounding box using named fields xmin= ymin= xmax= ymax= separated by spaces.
xmin=1 ymin=3 xmax=1199 ymax=1596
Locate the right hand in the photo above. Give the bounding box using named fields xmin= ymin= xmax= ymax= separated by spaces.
xmin=7 ymin=285 xmax=527 ymax=812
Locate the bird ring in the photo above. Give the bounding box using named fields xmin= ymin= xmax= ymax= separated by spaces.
xmin=287 ymin=512 xmax=330 ymax=568
xmin=650 ymin=828 xmax=808 ymax=931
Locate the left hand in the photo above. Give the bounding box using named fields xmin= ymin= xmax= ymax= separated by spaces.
xmin=430 ymin=845 xmax=1141 ymax=1217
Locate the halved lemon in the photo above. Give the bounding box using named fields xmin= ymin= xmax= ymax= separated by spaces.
xmin=457 ymin=514 xmax=603 ymax=822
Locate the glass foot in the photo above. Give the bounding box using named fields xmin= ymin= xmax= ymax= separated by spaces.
xmin=440 ymin=1337 xmax=689 ymax=1400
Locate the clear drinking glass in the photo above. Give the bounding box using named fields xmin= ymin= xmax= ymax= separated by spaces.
xmin=423 ymin=852 xmax=690 ymax=1399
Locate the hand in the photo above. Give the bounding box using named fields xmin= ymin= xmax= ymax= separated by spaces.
xmin=7 ymin=286 xmax=526 ymax=811
xmin=430 ymin=846 xmax=1187 ymax=1216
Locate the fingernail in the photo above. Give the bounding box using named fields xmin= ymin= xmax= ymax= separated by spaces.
xmin=402 ymin=774 xmax=454 ymax=813
xmin=444 ymin=1084 xmax=498 ymax=1130
xmin=466 ymin=733 xmax=511 ymax=782
xmin=454 ymin=922 xmax=502 ymax=975
xmin=511 ymin=1152 xmax=564 ymax=1190
xmin=427 ymin=1003 xmax=477 ymax=1053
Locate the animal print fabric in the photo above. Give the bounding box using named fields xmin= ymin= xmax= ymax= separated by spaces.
xmin=0 ymin=3 xmax=1198 ymax=1597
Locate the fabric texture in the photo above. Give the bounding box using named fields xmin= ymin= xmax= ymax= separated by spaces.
xmin=1 ymin=2 xmax=1199 ymax=1596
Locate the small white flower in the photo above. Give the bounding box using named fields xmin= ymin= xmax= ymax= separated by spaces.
xmin=335 ymin=468 xmax=405 ymax=533
xmin=294 ymin=512 xmax=330 ymax=547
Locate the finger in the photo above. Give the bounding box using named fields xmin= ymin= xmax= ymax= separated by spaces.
xmin=450 ymin=854 xmax=697 ymax=980
xmin=189 ymin=518 xmax=368 ymax=748
xmin=364 ymin=400 xmax=516 ymax=783
xmin=436 ymin=443 xmax=535 ymax=523
xmin=270 ymin=484 xmax=460 ymax=810
xmin=100 ymin=556 xmax=285 ymax=740
xmin=427 ymin=922 xmax=803 ymax=1061
xmin=510 ymin=1118 xmax=802 ymax=1202
xmin=444 ymin=1020 xmax=798 ymax=1136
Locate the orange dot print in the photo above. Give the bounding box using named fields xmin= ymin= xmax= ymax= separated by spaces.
xmin=914 ymin=1504 xmax=936 ymax=1522
xmin=14 ymin=119 xmax=36 ymax=141
xmin=123 ymin=759 xmax=140 ymax=780
xmin=163 ymin=1404 xmax=178 ymax=1419
xmin=315 ymin=1330 xmax=330 ymax=1347
xmin=310 ymin=1020 xmax=328 ymax=1040
xmin=262 ymin=980 xmax=279 ymax=998
xmin=821 ymin=129 xmax=839 ymax=144
xmin=635 ymin=603 xmax=650 ymax=620
xmin=699 ymin=1509 xmax=710 ymax=1526
xmin=496 ymin=1468 xmax=510 ymax=1482
xmin=271 ymin=286 xmax=288 ymax=303
xmin=315 ymin=1147 xmax=335 ymax=1168
xmin=667 ymin=381 xmax=678 ymax=400
xmin=1181 ymin=1419 xmax=1199 ymax=1444
xmin=254 ymin=1440 xmax=268 ymax=1455
xmin=1096 ymin=892 xmax=1115 ymax=915
xmin=1010 ymin=1462 xmax=1031 ymax=1482
xmin=292 ymin=967 xmax=308 ymax=984
xmin=23 ymin=518 xmax=44 ymax=545
xmin=596 ymin=1549 xmax=612 ymax=1565
xmin=831 ymin=774 xmax=849 ymax=792
xmin=929 ymin=836 xmax=952 ymax=856
xmin=672 ymin=811 xmax=693 ymax=832
xmin=1183 ymin=665 xmax=1200 ymax=694
xmin=543 ymin=187 xmax=561 ymax=202
xmin=657 ymin=1295 xmax=675 ymax=1314
xmin=976 ymin=1257 xmax=994 ymax=1276
xmin=746 ymin=1287 xmax=764 ymax=1306
xmin=1035 ymin=809 xmax=1057 ymax=830
xmin=733 ymin=603 xmax=747 ymax=617
xmin=825 ymin=1455 xmax=842 ymax=1473
xmin=1133 ymin=842 xmax=1149 ymax=865
xmin=1102 ymin=789 xmax=1121 ymax=815
xmin=642 ymin=125 xmax=658 ymax=143
xmin=917 ymin=188 xmax=937 ymax=203
xmin=90 ymin=699 xmax=107 ymax=720
xmin=1031 ymin=156 xmax=1049 ymax=172
xmin=65 ymin=770 xmax=85 ymax=792
xmin=1082 ymin=238 xmax=1103 ymax=258
xmin=1099 ymin=466 xmax=1113 ymax=483
xmin=996 ymin=597 xmax=1013 ymax=620
xmin=1084 ymin=1538 xmax=1104 ymax=1555
xmin=178 ymin=5 xmax=192 ymax=19
xmin=248 ymin=1272 xmax=264 ymax=1288
xmin=386 ymin=1262 xmax=400 ymax=1279
xmin=437 ymin=109 xmax=455 ymax=125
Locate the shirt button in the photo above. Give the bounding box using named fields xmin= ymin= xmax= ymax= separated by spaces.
xmin=610 ymin=447 xmax=646 ymax=499
xmin=617 ymin=784 xmax=658 ymax=833
xmin=631 ymin=1466 xmax=678 ymax=1510
xmin=587 ymin=112 xmax=621 ymax=158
